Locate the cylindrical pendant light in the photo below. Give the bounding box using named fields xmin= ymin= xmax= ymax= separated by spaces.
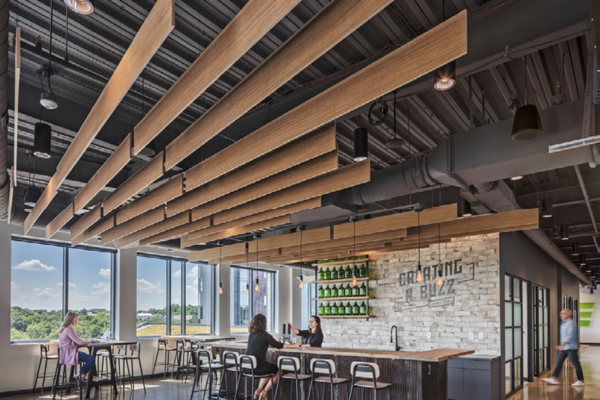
xmin=460 ymin=199 xmax=472 ymax=217
xmin=64 ymin=0 xmax=95 ymax=15
xmin=433 ymin=61 xmax=456 ymax=91
xmin=34 ymin=122 xmax=52 ymax=159
xmin=219 ymin=282 xmax=223 ymax=295
xmin=24 ymin=186 xmax=42 ymax=208
xmin=571 ymin=242 xmax=580 ymax=256
xmin=353 ymin=127 xmax=369 ymax=162
xmin=560 ymin=224 xmax=569 ymax=240
xmin=579 ymin=254 xmax=586 ymax=266
xmin=437 ymin=269 xmax=443 ymax=287
xmin=541 ymin=197 xmax=553 ymax=218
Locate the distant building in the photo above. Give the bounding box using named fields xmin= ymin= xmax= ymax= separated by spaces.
xmin=137 ymin=313 xmax=153 ymax=320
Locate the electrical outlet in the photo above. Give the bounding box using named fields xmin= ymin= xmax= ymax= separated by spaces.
xmin=469 ymin=332 xmax=474 ymax=340
xmin=427 ymin=332 xmax=431 ymax=340
xmin=479 ymin=332 xmax=484 ymax=339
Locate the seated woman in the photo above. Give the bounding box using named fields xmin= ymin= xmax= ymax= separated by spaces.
xmin=289 ymin=316 xmax=324 ymax=347
xmin=58 ymin=312 xmax=99 ymax=386
xmin=245 ymin=314 xmax=299 ymax=400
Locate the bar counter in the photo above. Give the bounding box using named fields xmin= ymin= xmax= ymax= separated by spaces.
xmin=210 ymin=341 xmax=474 ymax=400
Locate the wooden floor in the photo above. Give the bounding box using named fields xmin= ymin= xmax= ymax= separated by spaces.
xmin=508 ymin=345 xmax=600 ymax=400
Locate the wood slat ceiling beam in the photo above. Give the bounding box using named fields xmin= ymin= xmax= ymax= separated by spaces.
xmin=164 ymin=0 xmax=396 ymax=170
xmin=139 ymin=216 xmax=211 ymax=247
xmin=71 ymin=205 xmax=102 ymax=240
xmin=116 ymin=211 xmax=191 ymax=248
xmin=101 ymin=206 xmax=164 ymax=245
xmin=24 ymin=0 xmax=175 ymax=234
xmin=184 ymin=11 xmax=467 ymax=190
xmin=72 ymin=214 xmax=116 ymax=247
xmin=133 ymin=0 xmax=303 ymax=154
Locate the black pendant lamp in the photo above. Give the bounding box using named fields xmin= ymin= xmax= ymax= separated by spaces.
xmin=254 ymin=234 xmax=260 ymax=292
xmin=433 ymin=61 xmax=456 ymax=92
xmin=298 ymin=226 xmax=305 ymax=290
xmin=354 ymin=127 xmax=369 ymax=162
xmin=579 ymin=254 xmax=586 ymax=266
xmin=437 ymin=223 xmax=443 ymax=287
xmin=34 ymin=122 xmax=52 ymax=159
xmin=560 ymin=224 xmax=569 ymax=240
xmin=571 ymin=242 xmax=580 ymax=256
xmin=416 ymin=211 xmax=423 ymax=283
xmin=541 ymin=197 xmax=553 ymax=218
xmin=218 ymin=241 xmax=223 ymax=295
xmin=246 ymin=241 xmax=250 ymax=295
xmin=460 ymin=199 xmax=472 ymax=217
xmin=512 ymin=56 xmax=542 ymax=141
xmin=64 ymin=0 xmax=95 ymax=15
xmin=24 ymin=186 xmax=42 ymax=208
xmin=386 ymin=91 xmax=405 ymax=149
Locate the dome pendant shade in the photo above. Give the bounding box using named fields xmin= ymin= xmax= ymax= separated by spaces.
xmin=34 ymin=122 xmax=52 ymax=159
xmin=64 ymin=0 xmax=95 ymax=15
xmin=433 ymin=61 xmax=456 ymax=91
xmin=24 ymin=186 xmax=42 ymax=208
xmin=385 ymin=137 xmax=405 ymax=149
xmin=511 ymin=104 xmax=542 ymax=141
xmin=541 ymin=197 xmax=553 ymax=218
xmin=353 ymin=127 xmax=369 ymax=162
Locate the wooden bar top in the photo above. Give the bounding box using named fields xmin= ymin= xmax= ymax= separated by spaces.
xmin=209 ymin=341 xmax=474 ymax=362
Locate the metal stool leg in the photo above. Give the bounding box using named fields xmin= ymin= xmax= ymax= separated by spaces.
xmin=33 ymin=356 xmax=43 ymax=393
xmin=348 ymin=385 xmax=354 ymax=400
xmin=138 ymin=357 xmax=147 ymax=394
xmin=41 ymin=358 xmax=50 ymax=395
xmin=330 ymin=382 xmax=334 ymax=400
xmin=360 ymin=387 xmax=365 ymax=400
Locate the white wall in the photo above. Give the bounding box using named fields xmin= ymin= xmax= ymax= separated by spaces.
xmin=0 ymin=221 xmax=301 ymax=393
xmin=579 ymin=287 xmax=600 ymax=344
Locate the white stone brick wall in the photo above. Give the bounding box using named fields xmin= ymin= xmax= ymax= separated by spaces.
xmin=320 ymin=233 xmax=501 ymax=356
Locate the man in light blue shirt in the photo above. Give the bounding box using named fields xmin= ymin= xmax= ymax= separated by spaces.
xmin=542 ymin=309 xmax=584 ymax=386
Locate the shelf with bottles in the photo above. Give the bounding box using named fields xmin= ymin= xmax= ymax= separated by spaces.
xmin=312 ymin=257 xmax=373 ymax=268
xmin=319 ymin=315 xmax=377 ymax=319
xmin=315 ymin=261 xmax=370 ymax=282
xmin=311 ymin=296 xmax=375 ymax=301
xmin=309 ymin=277 xmax=374 ymax=285
xmin=317 ymin=300 xmax=373 ymax=318
xmin=315 ymin=280 xmax=372 ymax=299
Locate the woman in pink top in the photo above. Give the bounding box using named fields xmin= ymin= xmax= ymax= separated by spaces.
xmin=58 ymin=312 xmax=98 ymax=385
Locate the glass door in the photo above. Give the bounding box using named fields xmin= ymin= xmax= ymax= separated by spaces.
xmin=505 ymin=275 xmax=524 ymax=396
xmin=533 ymin=285 xmax=550 ymax=376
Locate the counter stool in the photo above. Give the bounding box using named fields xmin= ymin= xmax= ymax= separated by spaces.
xmin=235 ymin=355 xmax=276 ymax=400
xmin=219 ymin=351 xmax=240 ymax=399
xmin=152 ymin=337 xmax=178 ymax=378
xmin=113 ymin=343 xmax=147 ymax=394
xmin=274 ymin=356 xmax=311 ymax=400
xmin=96 ymin=348 xmax=112 ymax=378
xmin=113 ymin=344 xmax=134 ymax=393
xmin=190 ymin=350 xmax=224 ymax=400
xmin=307 ymin=359 xmax=350 ymax=400
xmin=348 ymin=362 xmax=391 ymax=400
xmin=182 ymin=340 xmax=200 ymax=382
xmin=33 ymin=341 xmax=59 ymax=395
xmin=50 ymin=347 xmax=84 ymax=400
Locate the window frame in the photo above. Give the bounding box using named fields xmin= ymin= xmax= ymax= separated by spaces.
xmin=10 ymin=236 xmax=117 ymax=344
xmin=229 ymin=265 xmax=277 ymax=335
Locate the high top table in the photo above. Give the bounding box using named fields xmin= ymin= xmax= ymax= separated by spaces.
xmin=210 ymin=341 xmax=474 ymax=400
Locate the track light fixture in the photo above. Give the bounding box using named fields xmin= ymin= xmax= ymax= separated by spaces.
xmin=353 ymin=127 xmax=369 ymax=162
xmin=433 ymin=61 xmax=456 ymax=91
xmin=34 ymin=122 xmax=52 ymax=159
xmin=560 ymin=224 xmax=569 ymax=241
xmin=64 ymin=0 xmax=95 ymax=15
xmin=541 ymin=197 xmax=553 ymax=218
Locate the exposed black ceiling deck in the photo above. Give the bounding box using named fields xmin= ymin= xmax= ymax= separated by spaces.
xmin=4 ymin=0 xmax=599 ymax=280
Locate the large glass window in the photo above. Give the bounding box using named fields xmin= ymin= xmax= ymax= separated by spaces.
xmin=534 ymin=285 xmax=550 ymax=376
xmin=136 ymin=255 xmax=214 ymax=337
xmin=505 ymin=275 xmax=524 ymax=396
xmin=10 ymin=239 xmax=115 ymax=341
xmin=230 ymin=267 xmax=275 ymax=334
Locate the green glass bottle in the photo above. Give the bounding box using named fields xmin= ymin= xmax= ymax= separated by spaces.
xmin=352 ymin=264 xmax=360 ymax=279
xmin=351 ymin=283 xmax=359 ymax=297
xmin=331 ymin=285 xmax=339 ymax=298
xmin=345 ymin=265 xmax=352 ymax=279
xmin=345 ymin=302 xmax=353 ymax=315
xmin=324 ymin=267 xmax=331 ymax=280
xmin=318 ymin=285 xmax=325 ymax=299
xmin=338 ymin=302 xmax=345 ymax=316
xmin=352 ymin=302 xmax=360 ymax=315
xmin=331 ymin=267 xmax=338 ymax=280
xmin=359 ymin=282 xmax=367 ymax=297
xmin=324 ymin=285 xmax=331 ymax=298
xmin=338 ymin=284 xmax=345 ymax=298
xmin=325 ymin=303 xmax=332 ymax=315
xmin=360 ymin=301 xmax=367 ymax=315
xmin=344 ymin=284 xmax=352 ymax=297
xmin=331 ymin=302 xmax=338 ymax=315
xmin=359 ymin=263 xmax=367 ymax=278
xmin=318 ymin=268 xmax=324 ymax=281
xmin=318 ymin=303 xmax=325 ymax=316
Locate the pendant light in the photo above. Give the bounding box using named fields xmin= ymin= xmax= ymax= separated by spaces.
xmin=218 ymin=241 xmax=223 ymax=295
xmin=353 ymin=127 xmax=368 ymax=162
xmin=571 ymin=242 xmax=580 ymax=256
xmin=298 ymin=226 xmax=305 ymax=290
xmin=541 ymin=197 xmax=553 ymax=218
xmin=246 ymin=241 xmax=250 ymax=295
xmin=560 ymin=224 xmax=569 ymax=241
xmin=579 ymin=254 xmax=586 ymax=266
xmin=460 ymin=199 xmax=472 ymax=217
xmin=433 ymin=0 xmax=456 ymax=91
xmin=254 ymin=234 xmax=260 ymax=292
xmin=64 ymin=0 xmax=95 ymax=15
xmin=34 ymin=122 xmax=52 ymax=159
xmin=24 ymin=186 xmax=41 ymax=208
xmin=437 ymin=223 xmax=443 ymax=287
xmin=386 ymin=91 xmax=405 ymax=149
xmin=352 ymin=218 xmax=358 ymax=287
xmin=416 ymin=211 xmax=423 ymax=283
xmin=512 ymin=56 xmax=542 ymax=141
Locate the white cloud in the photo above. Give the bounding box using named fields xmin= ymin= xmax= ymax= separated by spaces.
xmin=31 ymin=287 xmax=60 ymax=300
xmin=92 ymin=281 xmax=110 ymax=295
xmin=172 ymin=269 xmax=181 ymax=278
xmin=57 ymin=282 xmax=76 ymax=287
xmin=186 ymin=266 xmax=198 ymax=278
xmin=12 ymin=259 xmax=56 ymax=272
xmin=11 ymin=282 xmax=24 ymax=299
xmin=137 ymin=279 xmax=164 ymax=294
xmin=99 ymin=269 xmax=111 ymax=279
xmin=186 ymin=285 xmax=198 ymax=294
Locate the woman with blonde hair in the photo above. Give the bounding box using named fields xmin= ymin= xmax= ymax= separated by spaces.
xmin=58 ymin=312 xmax=98 ymax=386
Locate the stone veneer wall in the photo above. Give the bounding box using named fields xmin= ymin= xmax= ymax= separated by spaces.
xmin=321 ymin=233 xmax=501 ymax=356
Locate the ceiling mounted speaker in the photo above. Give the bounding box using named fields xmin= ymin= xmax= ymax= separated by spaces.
xmin=511 ymin=104 xmax=542 ymax=141
xmin=64 ymin=0 xmax=95 ymax=15
xmin=433 ymin=61 xmax=456 ymax=91
xmin=24 ymin=186 xmax=42 ymax=208
xmin=34 ymin=122 xmax=52 ymax=159
xmin=571 ymin=242 xmax=580 ymax=256
xmin=541 ymin=197 xmax=552 ymax=218
xmin=353 ymin=127 xmax=368 ymax=162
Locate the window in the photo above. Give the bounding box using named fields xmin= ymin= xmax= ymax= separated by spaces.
xmin=10 ymin=238 xmax=115 ymax=341
xmin=533 ymin=285 xmax=550 ymax=376
xmin=230 ymin=267 xmax=275 ymax=334
xmin=136 ymin=255 xmax=214 ymax=337
xmin=505 ymin=275 xmax=524 ymax=396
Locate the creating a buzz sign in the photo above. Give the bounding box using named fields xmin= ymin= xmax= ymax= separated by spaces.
xmin=394 ymin=259 xmax=475 ymax=312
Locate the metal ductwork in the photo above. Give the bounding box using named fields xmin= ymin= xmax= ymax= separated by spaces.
xmin=0 ymin=0 xmax=10 ymax=221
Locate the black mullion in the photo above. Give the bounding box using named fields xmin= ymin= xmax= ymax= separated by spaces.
xmin=166 ymin=260 xmax=171 ymax=336
xmin=182 ymin=262 xmax=187 ymax=335
xmin=63 ymin=247 xmax=68 ymax=319
xmin=111 ymin=252 xmax=116 ymax=338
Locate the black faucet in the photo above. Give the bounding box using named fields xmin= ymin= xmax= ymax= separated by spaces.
xmin=390 ymin=325 xmax=401 ymax=351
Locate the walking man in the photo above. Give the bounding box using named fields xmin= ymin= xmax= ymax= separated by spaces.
xmin=542 ymin=309 xmax=585 ymax=386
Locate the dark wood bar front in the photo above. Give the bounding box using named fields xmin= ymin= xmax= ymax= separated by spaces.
xmin=210 ymin=342 xmax=473 ymax=400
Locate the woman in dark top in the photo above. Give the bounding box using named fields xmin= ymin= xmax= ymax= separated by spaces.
xmin=289 ymin=316 xmax=324 ymax=347
xmin=245 ymin=314 xmax=299 ymax=399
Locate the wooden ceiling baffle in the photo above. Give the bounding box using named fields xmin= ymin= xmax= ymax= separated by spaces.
xmin=30 ymin=0 xmax=176 ymax=237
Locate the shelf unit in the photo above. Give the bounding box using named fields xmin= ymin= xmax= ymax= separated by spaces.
xmin=312 ymin=256 xmax=374 ymax=321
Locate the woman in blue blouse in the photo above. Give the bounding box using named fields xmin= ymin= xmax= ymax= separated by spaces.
xmin=289 ymin=316 xmax=324 ymax=347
